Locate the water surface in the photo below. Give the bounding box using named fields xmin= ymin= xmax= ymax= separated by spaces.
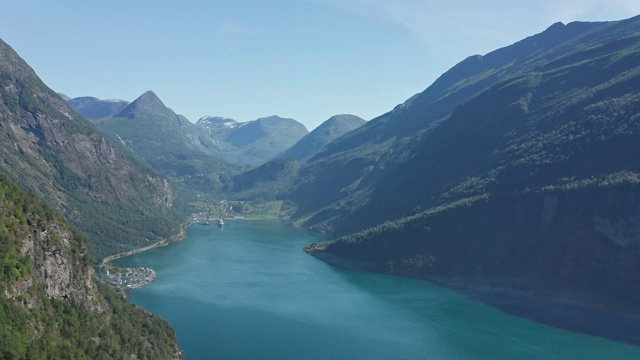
xmin=116 ymin=220 xmax=640 ymax=359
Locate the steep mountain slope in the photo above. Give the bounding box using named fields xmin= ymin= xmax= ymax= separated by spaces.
xmin=293 ymin=17 xmax=640 ymax=235
xmin=296 ymin=16 xmax=640 ymax=341
xmin=231 ymin=158 xmax=302 ymax=202
xmin=197 ymin=115 xmax=309 ymax=165
xmin=98 ymin=91 xmax=214 ymax=157
xmin=96 ymin=91 xmax=240 ymax=193
xmin=0 ymin=174 xmax=180 ymax=359
xmin=67 ymin=96 xmax=129 ymax=121
xmin=0 ymin=38 xmax=181 ymax=259
xmin=57 ymin=92 xmax=71 ymax=101
xmin=277 ymin=114 xmax=366 ymax=160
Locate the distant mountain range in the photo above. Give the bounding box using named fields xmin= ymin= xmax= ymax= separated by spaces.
xmin=277 ymin=114 xmax=365 ymax=161
xmin=234 ymin=15 xmax=640 ymax=342
xmin=68 ymin=96 xmax=129 ymax=120
xmin=90 ymin=90 xmax=239 ymax=195
xmin=66 ymin=93 xmax=310 ymax=169
xmin=197 ymin=114 xmax=309 ymax=165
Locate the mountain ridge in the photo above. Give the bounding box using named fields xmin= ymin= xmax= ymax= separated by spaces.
xmin=277 ymin=114 xmax=366 ymax=160
xmin=197 ymin=114 xmax=308 ymax=165
xmin=0 ymin=38 xmax=182 ymax=259
xmin=67 ymin=96 xmax=129 ymax=120
xmin=281 ymin=16 xmax=640 ymax=342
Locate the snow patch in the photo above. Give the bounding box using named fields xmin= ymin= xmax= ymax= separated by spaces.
xmin=97 ymin=98 xmax=127 ymax=103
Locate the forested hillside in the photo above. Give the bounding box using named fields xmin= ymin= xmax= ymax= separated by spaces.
xmin=277 ymin=114 xmax=365 ymax=161
xmin=0 ymin=38 xmax=184 ymax=259
xmin=0 ymin=174 xmax=180 ymax=359
xmin=96 ymin=91 xmax=241 ymax=195
xmin=290 ymin=16 xmax=640 ymax=339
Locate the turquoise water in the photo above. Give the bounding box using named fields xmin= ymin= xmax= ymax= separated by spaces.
xmin=116 ymin=220 xmax=640 ymax=359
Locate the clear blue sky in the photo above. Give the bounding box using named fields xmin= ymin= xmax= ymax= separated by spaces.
xmin=1 ymin=1 xmax=639 ymax=129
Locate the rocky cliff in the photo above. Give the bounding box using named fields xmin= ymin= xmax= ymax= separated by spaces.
xmin=0 ymin=174 xmax=180 ymax=359
xmin=0 ymin=38 xmax=182 ymax=259
xmin=4 ymin=221 xmax=99 ymax=311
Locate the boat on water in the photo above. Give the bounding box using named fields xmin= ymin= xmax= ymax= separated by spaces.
xmin=218 ymin=218 xmax=224 ymax=227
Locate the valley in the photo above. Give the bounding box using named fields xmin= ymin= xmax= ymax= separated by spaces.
xmin=2 ymin=9 xmax=640 ymax=359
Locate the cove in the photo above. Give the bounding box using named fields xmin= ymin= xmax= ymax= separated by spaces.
xmin=115 ymin=220 xmax=640 ymax=359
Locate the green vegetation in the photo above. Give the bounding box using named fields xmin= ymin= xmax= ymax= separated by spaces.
xmin=277 ymin=114 xmax=366 ymax=161
xmin=0 ymin=39 xmax=185 ymax=260
xmin=0 ymin=282 xmax=179 ymax=360
xmin=287 ymin=18 xmax=640 ymax=237
xmin=295 ymin=18 xmax=640 ymax=323
xmin=230 ymin=158 xmax=301 ymax=203
xmin=188 ymin=199 xmax=285 ymax=221
xmin=0 ymin=174 xmax=180 ymax=359
xmin=95 ymin=91 xmax=244 ymax=202
xmin=197 ymin=115 xmax=309 ymax=166
xmin=232 ymin=201 xmax=285 ymax=219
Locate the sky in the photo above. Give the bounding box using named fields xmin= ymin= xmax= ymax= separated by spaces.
xmin=1 ymin=1 xmax=639 ymax=130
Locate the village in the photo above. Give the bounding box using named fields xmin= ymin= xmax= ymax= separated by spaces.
xmin=103 ymin=266 xmax=157 ymax=289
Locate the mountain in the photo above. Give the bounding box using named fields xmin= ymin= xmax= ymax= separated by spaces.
xmin=231 ymin=158 xmax=302 ymax=202
xmin=57 ymin=92 xmax=71 ymax=101
xmin=284 ymin=16 xmax=640 ymax=341
xmin=67 ymin=96 xmax=129 ymax=120
xmin=198 ymin=116 xmax=239 ymax=129
xmin=0 ymin=38 xmax=182 ymax=259
xmin=197 ymin=115 xmax=309 ymax=165
xmin=277 ymin=114 xmax=366 ymax=160
xmin=96 ymin=91 xmax=241 ymax=193
xmin=293 ymin=17 xmax=640 ymax=234
xmin=97 ymin=90 xmax=212 ymax=158
xmin=0 ymin=174 xmax=180 ymax=359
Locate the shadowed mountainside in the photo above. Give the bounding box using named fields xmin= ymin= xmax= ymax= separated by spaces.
xmin=277 ymin=114 xmax=366 ymax=161
xmin=0 ymin=38 xmax=183 ymax=259
xmin=285 ymin=16 xmax=640 ymax=342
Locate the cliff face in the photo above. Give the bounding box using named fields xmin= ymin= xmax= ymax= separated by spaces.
xmin=5 ymin=221 xmax=98 ymax=311
xmin=0 ymin=38 xmax=181 ymax=259
xmin=0 ymin=175 xmax=180 ymax=359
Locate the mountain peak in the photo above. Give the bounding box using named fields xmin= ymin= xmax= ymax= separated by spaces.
xmin=256 ymin=115 xmax=286 ymax=122
xmin=114 ymin=90 xmax=168 ymax=119
xmin=324 ymin=114 xmax=366 ymax=125
xmin=277 ymin=114 xmax=365 ymax=160
xmin=136 ymin=90 xmax=164 ymax=105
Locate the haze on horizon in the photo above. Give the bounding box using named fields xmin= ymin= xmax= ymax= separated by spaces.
xmin=2 ymin=0 xmax=639 ymax=130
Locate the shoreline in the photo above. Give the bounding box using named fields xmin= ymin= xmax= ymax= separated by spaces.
xmin=101 ymin=220 xmax=191 ymax=267
xmin=100 ymin=216 xmax=284 ymax=289
xmin=306 ymin=250 xmax=640 ymax=346
xmin=98 ymin=219 xmax=193 ymax=290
